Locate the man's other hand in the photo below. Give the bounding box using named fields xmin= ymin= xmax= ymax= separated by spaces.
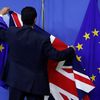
xmin=0 ymin=7 xmax=10 ymax=15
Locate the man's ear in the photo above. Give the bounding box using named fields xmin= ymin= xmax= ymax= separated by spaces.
xmin=34 ymin=18 xmax=37 ymax=23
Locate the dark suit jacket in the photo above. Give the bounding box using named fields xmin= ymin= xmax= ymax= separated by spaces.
xmin=0 ymin=17 xmax=75 ymax=95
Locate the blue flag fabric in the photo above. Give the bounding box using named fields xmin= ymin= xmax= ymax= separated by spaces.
xmin=0 ymin=17 xmax=8 ymax=88
xmin=74 ymin=0 xmax=100 ymax=99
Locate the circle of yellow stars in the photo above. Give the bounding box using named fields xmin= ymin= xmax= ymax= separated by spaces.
xmin=76 ymin=28 xmax=100 ymax=83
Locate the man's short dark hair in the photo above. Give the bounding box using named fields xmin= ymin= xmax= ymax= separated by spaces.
xmin=21 ymin=7 xmax=37 ymax=26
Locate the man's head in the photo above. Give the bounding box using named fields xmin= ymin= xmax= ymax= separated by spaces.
xmin=21 ymin=6 xmax=37 ymax=26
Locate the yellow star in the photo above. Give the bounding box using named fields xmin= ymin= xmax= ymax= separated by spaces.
xmin=92 ymin=28 xmax=99 ymax=36
xmin=97 ymin=68 xmax=100 ymax=73
xmin=90 ymin=74 xmax=96 ymax=81
xmin=76 ymin=55 xmax=81 ymax=62
xmin=76 ymin=43 xmax=83 ymax=51
xmin=83 ymin=32 xmax=90 ymax=40
xmin=0 ymin=44 xmax=5 ymax=52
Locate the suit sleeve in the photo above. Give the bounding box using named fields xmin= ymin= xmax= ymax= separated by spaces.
xmin=43 ymin=37 xmax=75 ymax=61
xmin=0 ymin=16 xmax=8 ymax=41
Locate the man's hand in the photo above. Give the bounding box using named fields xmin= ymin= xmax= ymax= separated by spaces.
xmin=65 ymin=45 xmax=76 ymax=65
xmin=69 ymin=45 xmax=76 ymax=51
xmin=0 ymin=7 xmax=10 ymax=15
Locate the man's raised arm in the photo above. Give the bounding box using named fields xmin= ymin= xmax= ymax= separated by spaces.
xmin=0 ymin=7 xmax=10 ymax=29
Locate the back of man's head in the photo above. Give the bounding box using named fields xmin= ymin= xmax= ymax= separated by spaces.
xmin=21 ymin=6 xmax=37 ymax=26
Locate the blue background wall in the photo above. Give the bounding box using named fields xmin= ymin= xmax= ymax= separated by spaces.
xmin=0 ymin=0 xmax=91 ymax=45
xmin=0 ymin=0 xmax=100 ymax=100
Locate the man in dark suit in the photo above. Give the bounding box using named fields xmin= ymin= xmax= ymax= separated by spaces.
xmin=0 ymin=7 xmax=75 ymax=100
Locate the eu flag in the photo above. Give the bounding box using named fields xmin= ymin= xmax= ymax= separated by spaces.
xmin=74 ymin=0 xmax=100 ymax=99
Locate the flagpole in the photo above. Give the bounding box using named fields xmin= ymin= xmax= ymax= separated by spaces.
xmin=42 ymin=0 xmax=45 ymax=29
